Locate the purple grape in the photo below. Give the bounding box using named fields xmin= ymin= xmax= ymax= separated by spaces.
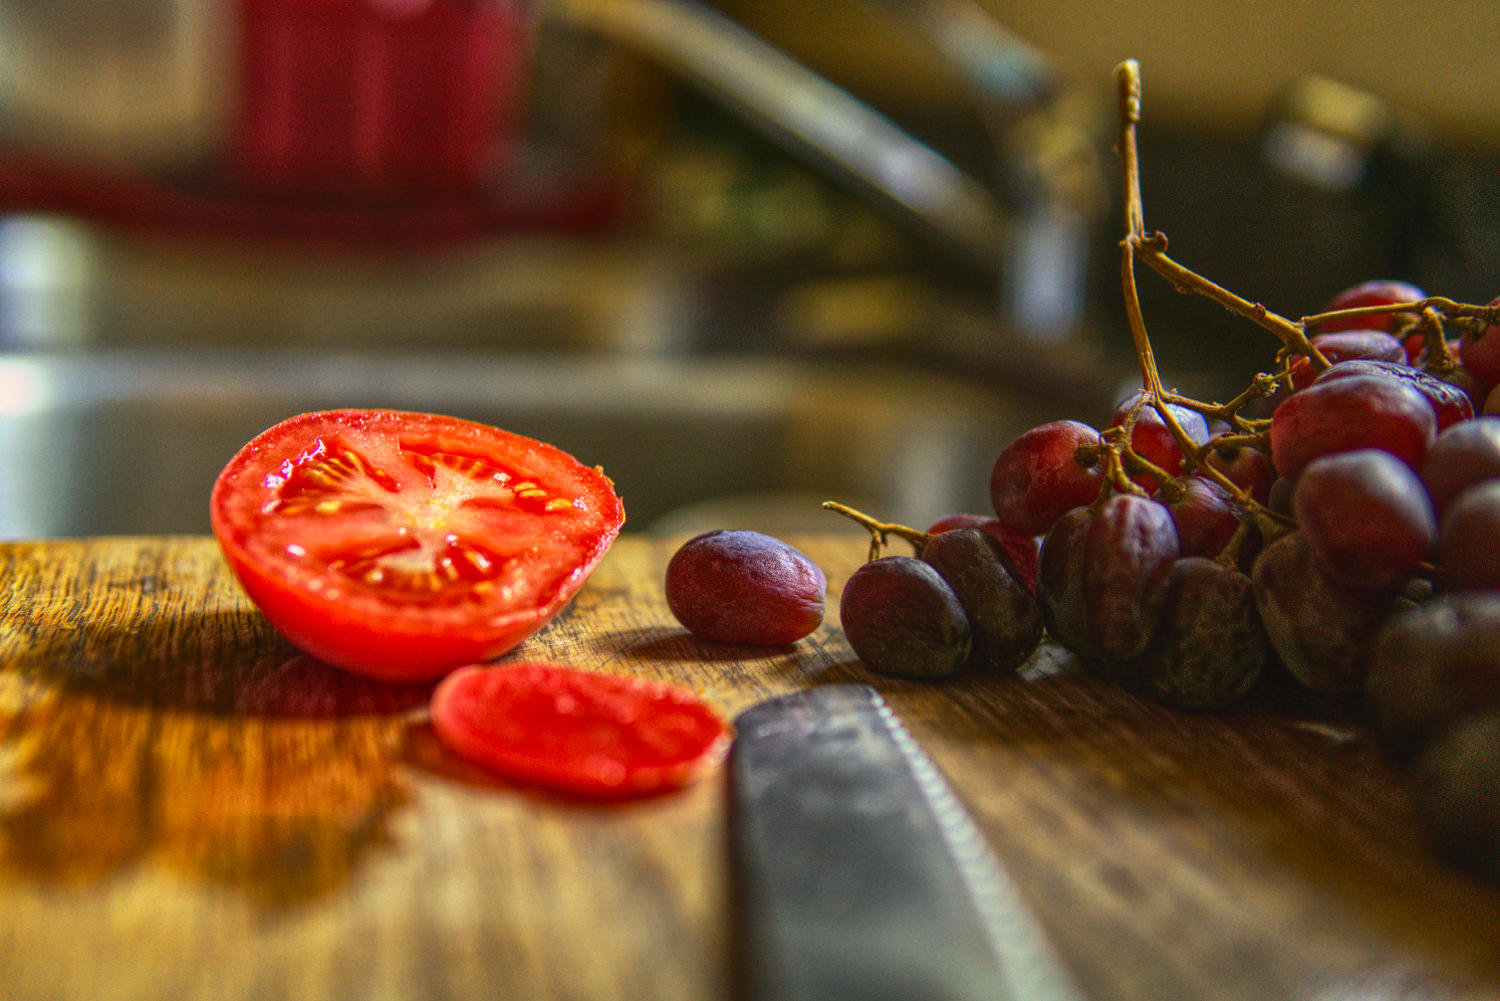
xmin=840 ymin=556 xmax=970 ymax=679
xmin=1365 ymin=592 xmax=1500 ymax=758
xmin=1252 ymin=530 xmax=1402 ymax=697
xmin=1036 ymin=506 xmax=1100 ymax=659
xmin=921 ymin=528 xmax=1043 ymax=674
xmin=1126 ymin=557 xmax=1268 ymax=710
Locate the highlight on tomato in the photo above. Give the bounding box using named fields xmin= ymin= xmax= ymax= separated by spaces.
xmin=210 ymin=409 xmax=625 ymax=681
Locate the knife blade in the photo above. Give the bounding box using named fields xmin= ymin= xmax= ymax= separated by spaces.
xmin=729 ymin=683 xmax=1082 ymax=1001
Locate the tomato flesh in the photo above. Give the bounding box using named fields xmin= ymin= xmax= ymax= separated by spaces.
xmin=211 ymin=409 xmax=625 ymax=681
xmin=430 ymin=663 xmax=730 ymax=798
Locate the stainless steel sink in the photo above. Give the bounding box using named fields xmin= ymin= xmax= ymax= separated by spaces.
xmin=0 ymin=349 xmax=1049 ymax=539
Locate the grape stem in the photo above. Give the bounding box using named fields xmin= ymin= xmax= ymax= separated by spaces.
xmin=821 ymin=501 xmax=931 ymax=562
xmin=1114 ymin=60 xmax=1294 ymax=525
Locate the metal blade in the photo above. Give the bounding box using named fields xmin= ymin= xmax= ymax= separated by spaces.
xmin=730 ymin=683 xmax=1082 ymax=1001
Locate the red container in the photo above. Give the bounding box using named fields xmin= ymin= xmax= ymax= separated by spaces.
xmin=232 ymin=0 xmax=532 ymax=201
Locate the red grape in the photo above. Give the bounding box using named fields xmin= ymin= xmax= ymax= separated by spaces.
xmin=1168 ymin=476 xmax=1248 ymax=562
xmin=1083 ymin=493 xmax=1180 ymax=659
xmin=989 ymin=421 xmax=1105 ymax=536
xmin=1036 ymin=506 xmax=1100 ymax=659
xmin=1313 ymin=358 xmax=1473 ymax=431
xmin=1316 ymin=279 xmax=1425 ymax=334
xmin=1205 ymin=441 xmax=1275 ymax=504
xmin=1288 ymin=330 xmax=1406 ymax=390
xmin=1438 ymin=480 xmax=1500 ymax=592
xmin=1421 ymin=417 xmax=1500 ymax=516
xmin=1109 ymin=391 xmax=1211 ymax=491
xmin=1458 ymin=296 xmax=1500 ymax=391
xmin=1291 ymin=449 xmax=1436 ymax=590
xmin=665 ymin=531 xmax=826 ymax=644
xmin=1270 ymin=373 xmax=1436 ymax=481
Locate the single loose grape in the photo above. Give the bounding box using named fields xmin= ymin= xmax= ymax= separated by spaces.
xmin=665 ymin=530 xmax=826 ymax=644
xmin=839 ymin=556 xmax=971 ymax=679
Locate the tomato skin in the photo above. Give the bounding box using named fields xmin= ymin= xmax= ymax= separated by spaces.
xmin=430 ymin=663 xmax=730 ymax=799
xmin=211 ymin=409 xmax=625 ymax=681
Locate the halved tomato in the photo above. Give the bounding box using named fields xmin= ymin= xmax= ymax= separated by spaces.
xmin=210 ymin=409 xmax=625 ymax=681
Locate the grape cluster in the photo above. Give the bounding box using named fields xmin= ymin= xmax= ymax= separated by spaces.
xmin=825 ymin=277 xmax=1500 ymax=882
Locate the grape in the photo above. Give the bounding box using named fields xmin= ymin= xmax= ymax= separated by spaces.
xmin=1169 ymin=476 xmax=1248 ymax=563
xmin=1364 ymin=593 xmax=1500 ymax=758
xmin=1316 ymin=279 xmax=1425 ymax=334
xmin=921 ymin=528 xmax=1043 ymax=674
xmin=1109 ymin=391 xmax=1211 ymax=491
xmin=1083 ymin=493 xmax=1180 ymax=659
xmin=1125 ymin=558 xmax=1268 ymax=710
xmin=1291 ymin=449 xmax=1436 ymax=591
xmin=839 ymin=556 xmax=970 ymax=679
xmin=926 ymin=513 xmax=1040 ymax=594
xmin=1421 ymin=417 xmax=1500 ymax=516
xmin=1288 ymin=330 xmax=1406 ymax=390
xmin=665 ymin=530 xmax=826 ymax=644
xmin=1252 ymin=530 xmax=1401 ymax=697
xmin=1205 ymin=441 xmax=1275 ymax=505
xmin=1438 ymin=480 xmax=1500 ymax=592
xmin=1314 ymin=358 xmax=1474 ymax=430
xmin=1458 ymin=297 xmax=1500 ymax=390
xmin=1411 ymin=711 xmax=1500 ymax=880
xmin=1036 ymin=506 xmax=1101 ymax=659
xmin=989 ymin=420 xmax=1105 ymax=536
xmin=1270 ymin=373 xmax=1437 ymax=481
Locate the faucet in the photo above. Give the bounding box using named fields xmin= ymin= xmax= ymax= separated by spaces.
xmin=545 ymin=0 xmax=1108 ymax=339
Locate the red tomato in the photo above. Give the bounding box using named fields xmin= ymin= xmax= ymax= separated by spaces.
xmin=211 ymin=409 xmax=625 ymax=681
xmin=430 ymin=663 xmax=730 ymax=798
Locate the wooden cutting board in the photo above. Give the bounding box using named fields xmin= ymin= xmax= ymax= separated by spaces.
xmin=0 ymin=535 xmax=1497 ymax=1001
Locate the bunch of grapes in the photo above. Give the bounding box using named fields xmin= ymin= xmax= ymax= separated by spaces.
xmin=822 ymin=62 xmax=1500 ymax=881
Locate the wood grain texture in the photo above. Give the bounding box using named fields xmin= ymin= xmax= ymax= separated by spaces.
xmin=0 ymin=535 xmax=1497 ymax=1001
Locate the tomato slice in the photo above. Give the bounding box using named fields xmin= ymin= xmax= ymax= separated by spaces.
xmin=430 ymin=663 xmax=730 ymax=798
xmin=211 ymin=409 xmax=625 ymax=681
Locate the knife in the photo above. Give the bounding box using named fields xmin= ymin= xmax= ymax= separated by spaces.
xmin=729 ymin=683 xmax=1083 ymax=1001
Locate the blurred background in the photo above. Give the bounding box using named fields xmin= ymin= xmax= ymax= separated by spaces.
xmin=2 ymin=0 xmax=1498 ymax=538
